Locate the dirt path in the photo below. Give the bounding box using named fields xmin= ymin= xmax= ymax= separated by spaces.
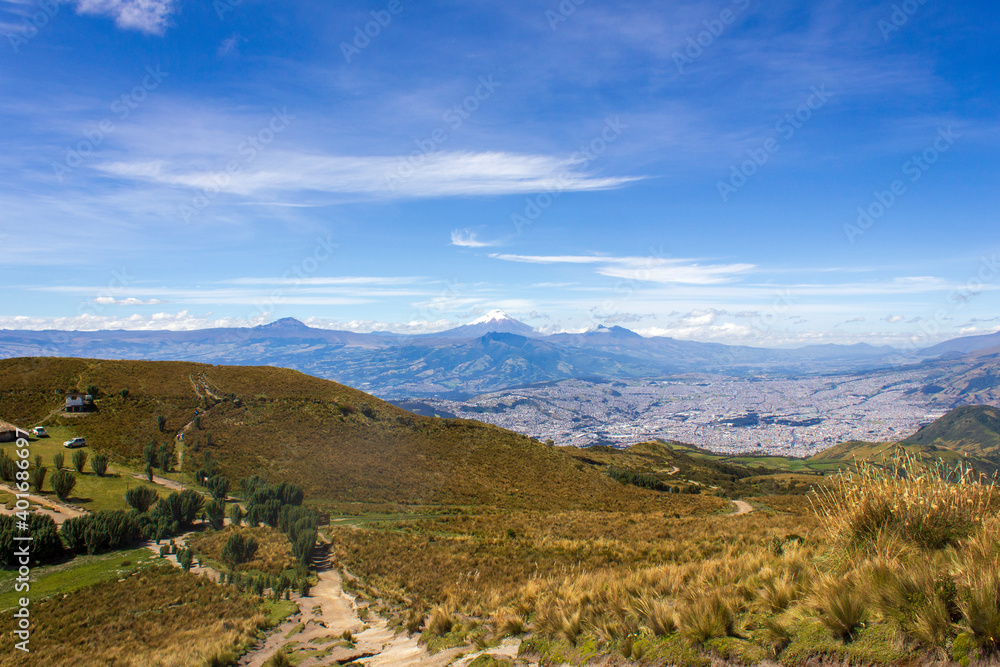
xmin=132 ymin=472 xmax=186 ymax=491
xmin=0 ymin=482 xmax=87 ymax=525
xmin=730 ymin=500 xmax=754 ymax=515
xmin=237 ymin=562 xmax=518 ymax=666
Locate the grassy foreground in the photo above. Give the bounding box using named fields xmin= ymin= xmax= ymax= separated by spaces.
xmin=327 ymin=453 xmax=1000 ymax=666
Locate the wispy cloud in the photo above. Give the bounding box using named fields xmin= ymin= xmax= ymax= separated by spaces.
xmin=93 ymin=297 xmax=165 ymax=305
xmin=95 ymin=151 xmax=640 ymax=200
xmin=73 ymin=0 xmax=176 ymax=35
xmin=450 ymin=228 xmax=500 ymax=248
xmin=490 ymin=253 xmax=756 ymax=285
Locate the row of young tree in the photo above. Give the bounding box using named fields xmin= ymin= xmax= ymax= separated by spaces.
xmin=1 ymin=471 xmax=318 ymax=570
xmin=0 ymin=449 xmax=109 ymax=500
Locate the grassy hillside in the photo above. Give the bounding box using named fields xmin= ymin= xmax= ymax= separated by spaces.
xmin=0 ymin=357 xmax=722 ymax=513
xmin=808 ymin=406 xmax=1000 ymax=476
xmin=565 ymin=440 xmax=816 ymax=498
xmin=901 ymin=404 xmax=1000 ymax=461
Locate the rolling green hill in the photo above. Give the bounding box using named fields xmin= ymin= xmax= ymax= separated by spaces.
xmin=808 ymin=405 xmax=1000 ymax=475
xmin=900 ymin=404 xmax=1000 ymax=461
xmin=0 ymin=357 xmax=722 ymax=514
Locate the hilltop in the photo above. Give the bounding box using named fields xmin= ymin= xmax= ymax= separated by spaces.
xmin=901 ymin=404 xmax=1000 ymax=461
xmin=808 ymin=405 xmax=1000 ymax=475
xmin=0 ymin=357 xmax=721 ymax=513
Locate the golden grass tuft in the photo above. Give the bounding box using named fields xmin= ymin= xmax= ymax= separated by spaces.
xmin=812 ymin=448 xmax=996 ymax=551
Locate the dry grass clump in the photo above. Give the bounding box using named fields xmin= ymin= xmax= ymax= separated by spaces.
xmin=813 ymin=448 xmax=996 ymax=551
xmin=0 ymin=563 xmax=268 ymax=667
xmin=427 ymin=605 xmax=457 ymax=636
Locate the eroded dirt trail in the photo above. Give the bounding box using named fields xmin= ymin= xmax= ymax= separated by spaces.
xmin=0 ymin=482 xmax=87 ymax=525
xmin=237 ymin=564 xmax=525 ymax=666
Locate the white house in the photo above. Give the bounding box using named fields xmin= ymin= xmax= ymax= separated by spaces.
xmin=65 ymin=392 xmax=90 ymax=413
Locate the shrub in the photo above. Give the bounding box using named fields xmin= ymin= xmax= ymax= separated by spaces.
xmin=0 ymin=450 xmax=14 ymax=482
xmin=91 ymin=453 xmax=109 ymax=477
xmin=263 ymin=649 xmax=291 ymax=667
xmin=30 ymin=465 xmax=47 ymax=493
xmin=52 ymin=452 xmax=64 ymax=470
xmin=813 ymin=574 xmax=868 ymax=642
xmin=145 ymin=464 xmax=154 ymax=482
xmin=635 ymin=595 xmax=677 ymax=637
xmin=50 ymin=469 xmax=76 ymax=500
xmin=152 ymin=490 xmax=203 ymax=528
xmin=157 ymin=442 xmax=174 ymax=472
xmin=228 ymin=503 xmax=243 ymax=526
xmin=678 ymin=592 xmax=737 ymax=643
xmin=957 ymin=551 xmax=1000 ymax=656
xmin=156 ymin=415 xmax=166 ymax=432
xmin=0 ymin=513 xmax=62 ymax=566
xmin=61 ymin=510 xmax=142 ymax=554
xmin=71 ymin=450 xmax=87 ymax=474
xmin=427 ymin=606 xmax=455 ymax=636
xmin=205 ymin=475 xmax=230 ymax=501
xmin=143 ymin=442 xmax=157 ymax=467
xmin=221 ymin=533 xmax=259 ymax=569
xmin=125 ymin=486 xmax=160 ymax=513
xmin=206 ymin=500 xmax=226 ymax=530
xmin=813 ymin=449 xmax=996 ymax=551
xmin=867 ymin=557 xmax=956 ymax=652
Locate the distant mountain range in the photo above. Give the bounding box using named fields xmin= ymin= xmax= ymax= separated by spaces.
xmin=1 ymin=311 xmax=998 ymax=399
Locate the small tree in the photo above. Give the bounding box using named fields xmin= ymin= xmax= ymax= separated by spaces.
xmin=71 ymin=450 xmax=87 ymax=474
xmin=86 ymin=384 xmax=100 ymax=398
xmin=91 ymin=453 xmax=109 ymax=477
xmin=205 ymin=499 xmax=226 ymax=530
xmin=221 ymin=533 xmax=258 ymax=569
xmin=143 ymin=442 xmax=157 ymax=467
xmin=51 ymin=469 xmax=76 ymax=500
xmin=205 ymin=475 xmax=230 ymax=501
xmin=52 ymin=452 xmax=64 ymax=470
xmin=125 ymin=486 xmax=159 ymax=513
xmin=157 ymin=442 xmax=175 ymax=473
xmin=178 ymin=547 xmax=193 ymax=572
xmin=30 ymin=465 xmax=47 ymax=493
xmin=228 ymin=503 xmax=243 ymax=526
xmin=156 ymin=415 xmax=166 ymax=433
xmin=120 ymin=388 xmax=130 ymax=400
xmin=145 ymin=464 xmax=154 ymax=482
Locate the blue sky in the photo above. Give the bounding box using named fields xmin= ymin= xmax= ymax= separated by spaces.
xmin=1 ymin=0 xmax=998 ymax=347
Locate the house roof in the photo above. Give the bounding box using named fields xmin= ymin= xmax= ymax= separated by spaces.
xmin=0 ymin=420 xmax=28 ymax=435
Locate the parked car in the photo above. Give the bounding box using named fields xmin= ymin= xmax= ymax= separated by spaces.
xmin=32 ymin=427 xmax=48 ymax=437
xmin=63 ymin=437 xmax=86 ymax=448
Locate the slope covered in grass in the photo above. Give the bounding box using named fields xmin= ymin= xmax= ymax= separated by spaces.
xmin=901 ymin=405 xmax=1000 ymax=461
xmin=0 ymin=357 xmax=717 ymax=512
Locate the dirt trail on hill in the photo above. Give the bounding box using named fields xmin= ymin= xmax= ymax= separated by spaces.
xmin=237 ymin=564 xmax=526 ymax=666
xmin=0 ymin=482 xmax=86 ymax=525
xmin=730 ymin=499 xmax=754 ymax=515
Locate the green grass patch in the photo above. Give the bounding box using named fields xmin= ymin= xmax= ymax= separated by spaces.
xmin=264 ymin=598 xmax=299 ymax=625
xmin=0 ymin=546 xmax=154 ymax=611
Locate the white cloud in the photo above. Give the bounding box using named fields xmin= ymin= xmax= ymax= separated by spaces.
xmin=73 ymin=0 xmax=175 ymax=35
xmin=93 ymin=296 xmax=165 ymax=305
xmin=491 ymin=253 xmax=755 ymax=285
xmin=450 ymin=228 xmax=498 ymax=248
xmin=97 ymin=151 xmax=640 ymax=200
xmin=884 ymin=314 xmax=906 ymax=323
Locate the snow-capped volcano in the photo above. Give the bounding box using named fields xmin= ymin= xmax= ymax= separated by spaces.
xmin=436 ymin=309 xmax=538 ymax=338
xmin=468 ymin=309 xmax=517 ymax=325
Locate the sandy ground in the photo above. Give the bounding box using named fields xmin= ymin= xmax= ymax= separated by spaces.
xmin=730 ymin=499 xmax=754 ymax=515
xmin=0 ymin=482 xmax=87 ymax=525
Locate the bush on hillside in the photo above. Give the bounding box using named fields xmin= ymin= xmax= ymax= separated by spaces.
xmin=813 ymin=449 xmax=996 ymax=551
